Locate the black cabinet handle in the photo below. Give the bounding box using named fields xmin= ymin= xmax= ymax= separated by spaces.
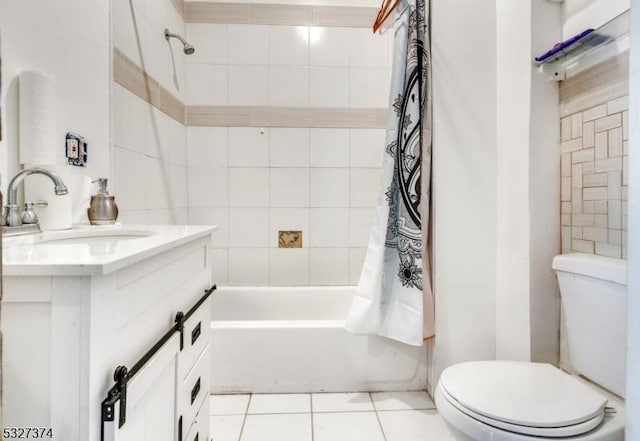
xmin=191 ymin=322 xmax=202 ymax=345
xmin=191 ymin=377 xmax=201 ymax=405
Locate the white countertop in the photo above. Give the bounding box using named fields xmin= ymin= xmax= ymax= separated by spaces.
xmin=2 ymin=224 xmax=218 ymax=276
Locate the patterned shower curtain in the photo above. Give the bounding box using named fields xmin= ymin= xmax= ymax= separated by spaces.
xmin=345 ymin=0 xmax=434 ymax=346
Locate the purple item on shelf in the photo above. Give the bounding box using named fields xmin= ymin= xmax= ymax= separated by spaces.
xmin=535 ymin=29 xmax=595 ymax=62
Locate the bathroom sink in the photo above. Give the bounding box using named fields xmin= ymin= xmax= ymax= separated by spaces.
xmin=3 ymin=227 xmax=157 ymax=249
xmin=34 ymin=230 xmax=155 ymax=246
xmin=2 ymin=224 xmax=217 ymax=276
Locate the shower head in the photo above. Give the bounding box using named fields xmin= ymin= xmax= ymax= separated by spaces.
xmin=164 ymin=29 xmax=195 ymax=55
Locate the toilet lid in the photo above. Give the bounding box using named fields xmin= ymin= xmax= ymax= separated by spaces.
xmin=439 ymin=361 xmax=608 ymax=429
xmin=438 ymin=382 xmax=605 ymax=437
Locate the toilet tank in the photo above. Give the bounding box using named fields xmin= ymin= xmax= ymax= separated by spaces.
xmin=553 ymin=253 xmax=627 ymax=397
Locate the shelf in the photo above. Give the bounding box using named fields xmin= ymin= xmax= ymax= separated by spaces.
xmin=536 ymin=10 xmax=629 ymax=81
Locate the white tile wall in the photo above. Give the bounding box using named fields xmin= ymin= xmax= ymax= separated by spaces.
xmin=309 ymin=27 xmax=350 ymax=67
xmin=229 ymin=168 xmax=270 ymax=207
xmin=310 ymin=129 xmax=350 ymax=167
xmin=113 ymin=0 xmax=187 ymax=223
xmin=270 ymin=129 xmax=310 ymax=167
xmin=269 ymin=248 xmax=311 ymax=285
xmin=269 ymin=66 xmax=310 ymax=107
xmin=113 ymin=84 xmax=146 ymax=154
xmin=229 ymin=208 xmax=270 ymax=247
xmin=187 ymin=127 xmax=229 ymax=167
xmin=560 ymin=95 xmax=629 ymax=258
xmin=185 ymin=20 xmax=390 ymax=285
xmin=186 ymin=64 xmax=228 ymax=105
xmin=349 ymin=248 xmax=367 ymax=284
xmin=227 ymin=25 xmax=270 ymax=65
xmin=186 ymin=24 xmax=228 ymax=65
xmin=349 ymin=29 xmax=391 ymax=68
xmin=349 ymin=68 xmax=391 ymax=108
xmin=349 ymin=208 xmax=376 ymax=247
xmin=350 ymin=129 xmax=386 ymax=167
xmin=310 ymin=169 xmax=350 ymax=207
xmin=310 ymin=67 xmax=350 ymax=107
xmin=187 ymin=127 xmax=386 ymax=284
xmin=350 ymin=168 xmax=382 ymax=207
xmin=229 ymin=128 xmax=270 ymax=167
xmin=211 ymin=248 xmax=230 ymax=285
xmin=270 ymin=168 xmax=310 ymax=207
xmin=228 ymin=248 xmax=270 ymax=285
xmin=113 ymin=147 xmax=147 ymax=210
xmin=188 ymin=167 xmax=228 ymax=207
xmin=270 ymin=26 xmax=309 ymax=66
xmin=228 ymin=65 xmax=269 ymax=105
xmin=310 ymin=248 xmax=350 ymax=285
xmin=309 ymin=208 xmax=349 ymax=247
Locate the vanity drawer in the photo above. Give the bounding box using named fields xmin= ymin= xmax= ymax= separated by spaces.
xmin=183 ymin=395 xmax=210 ymax=441
xmin=179 ymin=296 xmax=211 ymax=381
xmin=179 ymin=342 xmax=210 ymax=436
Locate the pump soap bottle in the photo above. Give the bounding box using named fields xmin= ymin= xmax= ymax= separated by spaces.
xmin=87 ymin=178 xmax=119 ymax=225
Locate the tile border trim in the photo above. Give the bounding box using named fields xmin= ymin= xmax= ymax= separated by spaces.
xmin=113 ymin=48 xmax=186 ymax=124
xmin=186 ymin=105 xmax=387 ymax=128
xmin=185 ymin=2 xmax=378 ymax=28
xmin=171 ymin=0 xmax=186 ymax=19
xmin=113 ymin=48 xmax=387 ymax=128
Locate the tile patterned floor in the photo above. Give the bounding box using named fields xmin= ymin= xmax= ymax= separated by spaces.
xmin=209 ymin=391 xmax=459 ymax=441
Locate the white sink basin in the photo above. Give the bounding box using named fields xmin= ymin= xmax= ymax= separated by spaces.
xmin=34 ymin=230 xmax=155 ymax=246
xmin=3 ymin=227 xmax=157 ymax=249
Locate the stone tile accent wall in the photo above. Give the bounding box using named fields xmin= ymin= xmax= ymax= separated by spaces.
xmin=560 ymin=95 xmax=629 ymax=258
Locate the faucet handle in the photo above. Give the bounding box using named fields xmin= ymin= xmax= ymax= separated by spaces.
xmin=27 ymin=200 xmax=49 ymax=208
xmin=22 ymin=200 xmax=48 ymax=225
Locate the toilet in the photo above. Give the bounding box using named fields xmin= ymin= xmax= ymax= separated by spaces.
xmin=434 ymin=253 xmax=627 ymax=440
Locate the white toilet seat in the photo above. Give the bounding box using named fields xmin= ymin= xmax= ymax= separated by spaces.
xmin=435 ymin=361 xmax=625 ymax=441
xmin=437 ymin=381 xmax=604 ymax=437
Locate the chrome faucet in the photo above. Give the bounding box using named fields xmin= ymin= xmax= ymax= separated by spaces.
xmin=2 ymin=167 xmax=68 ymax=228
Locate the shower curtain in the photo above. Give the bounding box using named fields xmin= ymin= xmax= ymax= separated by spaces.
xmin=345 ymin=0 xmax=434 ymax=346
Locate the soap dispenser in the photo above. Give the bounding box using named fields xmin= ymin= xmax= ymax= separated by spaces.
xmin=87 ymin=178 xmax=119 ymax=225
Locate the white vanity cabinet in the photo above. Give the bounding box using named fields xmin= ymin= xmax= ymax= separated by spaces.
xmin=1 ymin=226 xmax=216 ymax=441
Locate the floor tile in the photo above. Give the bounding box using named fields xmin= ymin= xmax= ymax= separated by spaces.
xmin=371 ymin=391 xmax=435 ymax=411
xmin=378 ymin=410 xmax=460 ymax=441
xmin=210 ymin=394 xmax=251 ymax=415
xmin=248 ymin=393 xmax=311 ymax=414
xmin=313 ymin=412 xmax=384 ymax=441
xmin=312 ymin=392 xmax=374 ymax=412
xmin=241 ymin=414 xmax=312 ymax=441
xmin=210 ymin=415 xmax=245 ymax=441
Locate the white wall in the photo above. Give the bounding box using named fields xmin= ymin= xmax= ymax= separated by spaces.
xmin=0 ymin=0 xmax=110 ymax=218
xmin=625 ymin=1 xmax=639 ymax=437
xmin=111 ymin=0 xmax=189 ymax=224
xmin=432 ymin=0 xmax=497 ymax=374
xmin=496 ymin=0 xmax=534 ymax=362
xmin=434 ymin=0 xmax=561 ymax=373
xmin=528 ymin=0 xmax=562 ymax=364
xmin=562 ymin=0 xmax=630 ymax=38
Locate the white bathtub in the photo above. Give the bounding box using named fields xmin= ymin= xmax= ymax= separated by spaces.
xmin=210 ymin=286 xmax=428 ymax=394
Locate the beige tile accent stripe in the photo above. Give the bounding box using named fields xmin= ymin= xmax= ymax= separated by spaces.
xmin=186 ymin=105 xmax=387 ymax=128
xmin=113 ymin=49 xmax=386 ymax=128
xmin=113 ymin=48 xmax=186 ymax=124
xmin=185 ymin=2 xmax=377 ymax=28
xmin=560 ymin=52 xmax=629 ymax=117
xmin=171 ymin=0 xmax=186 ymax=19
